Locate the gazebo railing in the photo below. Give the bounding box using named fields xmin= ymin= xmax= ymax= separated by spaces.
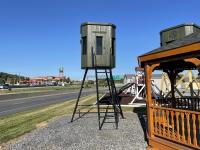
xmin=152 ymin=106 xmax=200 ymax=149
xmin=154 ymin=97 xmax=200 ymax=111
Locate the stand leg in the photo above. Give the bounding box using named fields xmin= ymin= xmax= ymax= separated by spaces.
xmin=109 ymin=69 xmax=118 ymax=129
xmin=71 ymin=68 xmax=88 ymax=122
xmin=105 ymin=69 xmax=111 ymax=96
xmin=109 ymin=69 xmax=124 ymax=119
xmin=95 ymin=68 xmax=101 ymax=130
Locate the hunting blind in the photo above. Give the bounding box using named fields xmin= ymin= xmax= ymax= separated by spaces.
xmin=81 ymin=22 xmax=116 ymax=69
xmin=71 ymin=22 xmax=124 ymax=130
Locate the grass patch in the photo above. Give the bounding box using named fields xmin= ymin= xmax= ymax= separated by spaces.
xmin=0 ymin=85 xmax=82 ymax=95
xmin=0 ymin=94 xmax=136 ymax=144
xmin=0 ymin=95 xmax=96 ymax=144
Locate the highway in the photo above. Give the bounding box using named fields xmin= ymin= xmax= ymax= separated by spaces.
xmin=0 ymin=89 xmax=98 ymax=117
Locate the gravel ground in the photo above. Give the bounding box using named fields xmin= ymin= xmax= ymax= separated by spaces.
xmin=2 ymin=113 xmax=147 ymax=150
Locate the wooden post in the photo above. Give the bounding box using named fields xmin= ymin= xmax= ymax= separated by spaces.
xmin=145 ymin=64 xmax=153 ymax=138
xmin=145 ymin=63 xmax=159 ymax=138
xmin=188 ymin=71 xmax=194 ymax=97
xmin=165 ymin=69 xmax=178 ymax=108
xmin=184 ymin=58 xmax=200 ymax=109
xmin=170 ymin=73 xmax=176 ymax=108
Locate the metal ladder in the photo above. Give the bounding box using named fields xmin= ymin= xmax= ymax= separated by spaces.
xmin=71 ymin=68 xmax=124 ymax=130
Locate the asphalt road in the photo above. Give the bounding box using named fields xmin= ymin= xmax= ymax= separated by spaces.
xmin=0 ymin=88 xmax=99 ymax=117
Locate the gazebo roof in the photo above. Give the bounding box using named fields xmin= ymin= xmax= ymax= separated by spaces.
xmin=138 ymin=32 xmax=200 ymax=68
xmin=141 ymin=32 xmax=200 ymax=56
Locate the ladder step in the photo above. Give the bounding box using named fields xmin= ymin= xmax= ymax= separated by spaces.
xmin=99 ymin=107 xmax=115 ymax=109
xmin=103 ymin=121 xmax=117 ymax=124
xmin=106 ymin=115 xmax=115 ymax=117
xmin=98 ymin=101 xmax=118 ymax=105
xmin=105 ymin=117 xmax=116 ymax=120
xmin=99 ymin=107 xmax=120 ymax=110
xmin=100 ymin=117 xmax=115 ymax=119
xmin=100 ymin=115 xmax=115 ymax=118
xmin=76 ymin=112 xmax=94 ymax=114
xmin=77 ymin=105 xmax=94 ymax=107
xmin=99 ymin=111 xmax=115 ymax=113
xmin=76 ymin=111 xmax=115 ymax=114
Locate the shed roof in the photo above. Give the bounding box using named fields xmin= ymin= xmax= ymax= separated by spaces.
xmin=138 ymin=31 xmax=200 ymax=68
xmin=141 ymin=31 xmax=200 ymax=57
xmin=160 ymin=23 xmax=200 ymax=33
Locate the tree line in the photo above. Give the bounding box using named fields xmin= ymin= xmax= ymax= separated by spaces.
xmin=0 ymin=72 xmax=29 ymax=85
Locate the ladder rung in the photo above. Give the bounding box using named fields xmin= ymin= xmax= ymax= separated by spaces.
xmin=99 ymin=111 xmax=115 ymax=113
xmin=97 ymin=72 xmax=107 ymax=73
xmin=105 ymin=117 xmax=115 ymax=119
xmin=99 ymin=107 xmax=115 ymax=109
xmin=78 ymin=105 xmax=94 ymax=107
xmin=100 ymin=105 xmax=119 ymax=108
xmin=103 ymin=121 xmax=117 ymax=123
xmin=76 ymin=112 xmax=93 ymax=114
xmin=106 ymin=115 xmax=115 ymax=117
xmin=100 ymin=116 xmax=115 ymax=119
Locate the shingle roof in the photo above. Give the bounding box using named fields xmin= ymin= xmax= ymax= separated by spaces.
xmin=160 ymin=23 xmax=200 ymax=33
xmin=140 ymin=31 xmax=200 ymax=57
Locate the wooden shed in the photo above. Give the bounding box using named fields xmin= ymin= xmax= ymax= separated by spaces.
xmin=138 ymin=24 xmax=200 ymax=149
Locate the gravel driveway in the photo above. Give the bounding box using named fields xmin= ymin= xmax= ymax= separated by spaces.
xmin=3 ymin=112 xmax=147 ymax=150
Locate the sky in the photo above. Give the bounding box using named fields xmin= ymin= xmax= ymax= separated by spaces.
xmin=0 ymin=0 xmax=200 ymax=80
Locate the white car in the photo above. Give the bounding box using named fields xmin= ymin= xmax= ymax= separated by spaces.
xmin=0 ymin=84 xmax=10 ymax=89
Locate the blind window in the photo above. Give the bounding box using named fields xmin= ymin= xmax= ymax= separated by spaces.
xmin=82 ymin=37 xmax=87 ymax=55
xmin=96 ymin=36 xmax=103 ymax=55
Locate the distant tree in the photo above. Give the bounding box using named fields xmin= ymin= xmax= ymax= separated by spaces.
xmin=114 ymin=79 xmax=124 ymax=84
xmin=99 ymin=79 xmax=107 ymax=86
xmin=87 ymin=80 xmax=94 ymax=84
xmin=65 ymin=77 xmax=71 ymax=83
xmin=0 ymin=79 xmax=5 ymax=85
xmin=11 ymin=78 xmax=15 ymax=85
xmin=0 ymin=72 xmax=29 ymax=85
xmin=6 ymin=77 xmax=11 ymax=84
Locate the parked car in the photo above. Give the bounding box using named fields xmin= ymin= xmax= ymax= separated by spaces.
xmin=0 ymin=84 xmax=11 ymax=90
xmin=3 ymin=84 xmax=10 ymax=89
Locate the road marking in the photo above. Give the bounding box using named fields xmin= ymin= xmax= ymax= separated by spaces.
xmin=0 ymin=90 xmax=95 ymax=103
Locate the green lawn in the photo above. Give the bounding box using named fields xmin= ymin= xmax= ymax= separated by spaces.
xmin=0 ymin=94 xmax=138 ymax=144
xmin=0 ymin=95 xmax=96 ymax=144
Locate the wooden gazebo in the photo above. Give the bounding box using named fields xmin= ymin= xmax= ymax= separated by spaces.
xmin=138 ymin=28 xmax=200 ymax=149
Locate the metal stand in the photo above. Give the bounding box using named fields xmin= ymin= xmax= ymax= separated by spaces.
xmin=71 ymin=68 xmax=124 ymax=130
xmin=71 ymin=68 xmax=88 ymax=122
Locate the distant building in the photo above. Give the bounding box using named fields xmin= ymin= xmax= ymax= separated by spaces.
xmin=59 ymin=67 xmax=64 ymax=78
xmin=30 ymin=76 xmax=66 ymax=86
xmin=124 ymin=74 xmax=135 ymax=84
